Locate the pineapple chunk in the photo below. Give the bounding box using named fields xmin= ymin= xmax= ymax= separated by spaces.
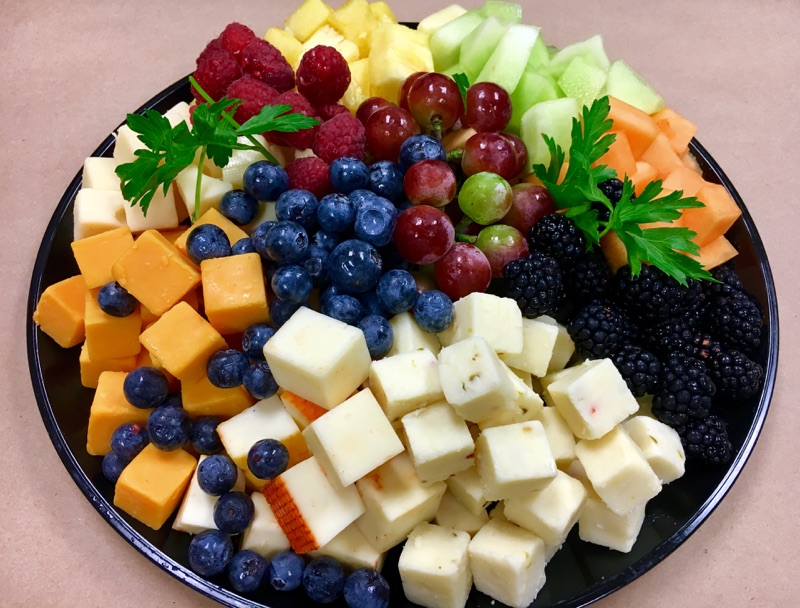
xmin=369 ymin=1 xmax=397 ymax=23
xmin=328 ymin=0 xmax=380 ymax=58
xmin=418 ymin=4 xmax=468 ymax=37
xmin=264 ymin=28 xmax=303 ymax=67
xmin=369 ymin=24 xmax=434 ymax=103
xmin=298 ymin=25 xmax=360 ymax=68
xmin=285 ymin=0 xmax=334 ymax=43
xmin=343 ymin=58 xmax=370 ymax=112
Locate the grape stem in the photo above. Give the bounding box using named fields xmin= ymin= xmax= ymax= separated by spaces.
xmin=455 ymin=232 xmax=477 ymax=244
xmin=454 ymin=215 xmax=477 ymax=243
xmin=446 ymin=149 xmax=463 ymax=163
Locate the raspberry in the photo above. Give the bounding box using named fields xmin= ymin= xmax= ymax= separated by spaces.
xmin=296 ymin=45 xmax=351 ymax=105
xmin=218 ymin=22 xmax=256 ymax=63
xmin=314 ymin=103 xmax=350 ymax=121
xmin=265 ymin=91 xmax=319 ymax=150
xmin=285 ymin=157 xmax=333 ymax=199
xmin=226 ymin=75 xmax=279 ymax=124
xmin=241 ymin=38 xmax=295 ymax=93
xmin=313 ymin=113 xmax=366 ymax=163
xmin=196 ymin=38 xmax=223 ymax=66
xmin=192 ymin=48 xmax=242 ymax=103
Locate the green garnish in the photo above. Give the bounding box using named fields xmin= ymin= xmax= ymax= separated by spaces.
xmin=452 ymin=72 xmax=470 ymax=105
xmin=532 ymin=96 xmax=712 ymax=285
xmin=116 ymin=76 xmax=319 ymax=221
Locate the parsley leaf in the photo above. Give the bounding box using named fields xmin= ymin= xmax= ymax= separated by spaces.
xmin=238 ymin=103 xmax=320 ymax=136
xmin=452 ymin=72 xmax=470 ymax=105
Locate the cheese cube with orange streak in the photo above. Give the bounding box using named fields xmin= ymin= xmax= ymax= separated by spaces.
xmin=32 ymin=275 xmax=88 ymax=348
xmin=263 ymin=457 xmax=365 ymax=554
xmin=71 ymin=226 xmax=134 ymax=289
xmin=280 ymin=391 xmax=328 ymax=429
xmin=78 ymin=343 xmax=137 ymax=389
xmin=241 ymin=492 xmax=291 ymax=558
xmin=86 ymin=371 xmax=151 ymax=456
xmin=181 ymin=372 xmax=255 ymax=419
xmin=84 ymin=289 xmax=142 ymax=361
xmin=201 ymin=253 xmax=269 ymax=335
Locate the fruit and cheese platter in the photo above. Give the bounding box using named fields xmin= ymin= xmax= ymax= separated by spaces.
xmin=26 ymin=1 xmax=777 ymax=607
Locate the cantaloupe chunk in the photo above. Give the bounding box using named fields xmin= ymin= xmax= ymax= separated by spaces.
xmin=639 ymin=133 xmax=683 ymax=178
xmin=681 ymin=150 xmax=703 ymax=175
xmin=681 ymin=183 xmax=741 ymax=247
xmin=595 ymin=131 xmax=636 ymax=179
xmin=607 ymin=97 xmax=660 ymax=159
xmin=653 ymin=108 xmax=697 ymax=156
xmin=661 ymin=165 xmax=707 ymax=197
xmin=600 ymin=232 xmax=627 ymax=273
xmin=688 ymin=235 xmax=737 ymax=270
xmin=630 ymin=161 xmax=657 ymax=195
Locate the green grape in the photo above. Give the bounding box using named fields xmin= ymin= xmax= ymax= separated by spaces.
xmin=457 ymin=172 xmax=513 ymax=225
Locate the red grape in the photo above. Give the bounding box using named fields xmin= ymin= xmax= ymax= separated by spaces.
xmin=403 ymin=160 xmax=457 ymax=207
xmin=461 ymin=132 xmax=518 ymax=180
xmin=406 ymin=73 xmax=463 ymax=133
xmin=474 ymin=224 xmax=529 ymax=278
xmin=504 ymin=133 xmax=529 ymax=178
xmin=503 ymin=183 xmax=556 ymax=235
xmin=393 ymin=205 xmax=455 ymax=265
xmin=398 ymin=71 xmax=428 ymax=111
xmin=434 ymin=242 xmax=492 ymax=300
xmin=356 ymin=97 xmax=393 ymax=126
xmin=365 ymin=105 xmax=421 ymax=162
xmin=463 ymin=82 xmax=512 ymax=132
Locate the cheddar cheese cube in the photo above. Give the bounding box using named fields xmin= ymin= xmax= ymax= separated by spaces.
xmin=181 ymin=372 xmax=255 ymax=419
xmin=308 ymin=522 xmax=386 ymax=572
xmin=369 ymin=349 xmax=444 ymax=420
xmin=32 ymin=275 xmax=88 ymax=348
xmin=114 ymin=444 xmax=197 ymax=530
xmin=71 ymin=226 xmax=134 ymax=289
xmin=201 ymin=253 xmax=269 ymax=335
xmin=241 ymin=491 xmax=291 ymax=558
xmin=72 ymin=188 xmax=127 ymax=241
xmin=82 ymin=157 xmax=120 ymax=190
xmin=86 ymin=371 xmax=152 ymax=456
xmin=84 ymin=289 xmax=141 ymax=360
xmin=172 ymin=455 xmax=245 ymax=535
xmin=173 ymin=208 xmax=248 ymax=258
xmin=79 ymin=343 xmax=137 ymax=388
xmin=433 ymin=490 xmax=489 ymax=537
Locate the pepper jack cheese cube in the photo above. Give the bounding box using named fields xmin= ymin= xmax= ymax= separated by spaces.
xmin=280 ymin=391 xmax=328 ymax=429
xmin=84 ymin=289 xmax=142 ymax=360
xmin=398 ymin=523 xmax=472 ymax=608
xmin=500 ymin=317 xmax=562 ymax=377
xmin=112 ymin=230 xmax=201 ymax=316
xmin=71 ymin=226 xmax=135 ymax=289
xmin=124 ymin=184 xmax=180 ymax=233
xmin=32 ymin=275 xmax=88 ymax=348
xmin=476 ymin=421 xmax=557 ymax=501
xmin=72 ymin=189 xmax=127 ymax=241
xmin=401 ymin=402 xmax=475 ymax=483
xmin=264 ymin=307 xmax=371 ymax=409
xmin=434 ymin=490 xmax=489 ymax=536
xmin=536 ymin=406 xmax=576 ymax=466
xmin=172 ymin=455 xmax=245 ymax=534
xmin=387 ymin=311 xmax=441 ymax=356
xmin=175 ymin=166 xmax=234 ymax=219
xmin=82 ymin=157 xmax=121 ymax=190
xmin=163 ymin=101 xmax=191 ymax=127
xmin=369 ymin=349 xmax=444 ymax=421
xmin=241 ymin=492 xmax=292 ymax=558
xmin=622 ymin=416 xmax=686 ymax=484
xmin=263 ymin=456 xmax=365 ymax=554
xmin=578 ymin=490 xmax=646 ymax=553
xmin=173 ymin=208 xmax=249 ymax=259
xmin=537 ymin=315 xmax=576 ymax=373
xmin=86 ymin=371 xmax=151 ymax=456
xmin=478 ymin=365 xmax=544 ymax=430
xmin=445 ymin=466 xmax=489 ymax=517
xmin=181 ymin=372 xmax=255 ymax=419
xmin=468 ymin=519 xmax=547 ymax=608
xmin=114 ymin=444 xmax=197 ymax=530
xmin=79 ymin=343 xmax=137 ymax=388
xmin=438 ymin=292 xmax=523 ymax=355
xmin=308 ymin=522 xmax=386 ymax=572
xmin=201 ymin=253 xmax=269 ymax=335
xmin=575 ymin=426 xmax=662 ymax=515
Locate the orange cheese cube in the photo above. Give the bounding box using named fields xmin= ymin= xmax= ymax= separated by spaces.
xmin=640 ymin=133 xmax=683 ymax=178
xmin=71 ymin=226 xmax=135 ymax=288
xmin=173 ymin=208 xmax=249 ymax=259
xmin=689 ymin=235 xmax=738 ymax=270
xmin=86 ymin=371 xmax=151 ymax=455
xmin=139 ymin=301 xmax=227 ymax=380
xmin=112 ymin=230 xmax=201 ymax=316
xmin=181 ymin=372 xmax=255 ymax=419
xmin=32 ymin=275 xmax=88 ymax=348
xmin=280 ymin=391 xmax=328 ymax=429
xmin=201 ymin=253 xmax=269 ymax=335
xmin=682 ymin=183 xmax=742 ymax=247
xmin=662 ymin=165 xmax=708 ymax=198
xmin=158 ymin=228 xmax=185 ymax=244
xmin=114 ymin=444 xmax=197 ymax=530
xmin=653 ymin=108 xmax=697 ymax=156
xmin=79 ymin=343 xmax=137 ymax=389
xmin=135 ymin=348 xmax=180 ymax=392
xmin=84 ymin=289 xmax=141 ymax=360
xmin=140 ymin=288 xmax=200 ymax=329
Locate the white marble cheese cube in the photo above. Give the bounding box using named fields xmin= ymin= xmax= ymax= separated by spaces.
xmin=536 ymin=406 xmax=576 ymax=466
xmin=82 ymin=157 xmax=121 ymax=191
xmin=302 ymin=388 xmax=403 ymax=487
xmin=163 ymin=101 xmax=191 ymax=126
xmin=510 ymin=367 xmax=533 ymax=388
xmin=504 ymin=470 xmax=587 ymax=547
xmin=537 ymin=315 xmax=576 ymax=373
xmin=175 ymin=166 xmax=234 ymax=219
xmin=578 ymin=491 xmax=646 ymax=553
xmin=113 ymin=124 xmax=146 ymax=165
xmin=264 ymin=307 xmax=372 ymax=409
xmin=244 ymin=199 xmax=279 ymax=235
xmin=402 ymin=402 xmax=475 ymax=483
xmin=446 ymin=466 xmax=489 ymax=517
xmin=223 ymin=135 xmax=288 ymax=190
xmin=441 ymin=292 xmax=523 ymax=355
xmin=438 ymin=336 xmax=516 ymax=423
xmin=622 ymin=416 xmax=686 ymax=484
xmin=398 ymin=523 xmax=472 ymax=608
xmin=547 ymin=358 xmax=639 ymax=439
xmin=124 ymin=184 xmax=179 ymax=232
xmin=476 ymin=421 xmax=557 ymax=501
xmin=434 ymin=490 xmax=489 ymax=536
xmin=240 ymin=491 xmax=291 ymax=558
xmin=488 ymin=501 xmax=508 ymax=521
xmin=308 ymin=522 xmax=386 ymax=572
xmin=172 ymin=455 xmax=245 ymax=535
xmin=369 ymin=349 xmax=444 ymax=421
xmin=575 ymin=426 xmax=662 ymax=516
xmin=478 ymin=364 xmax=544 ymax=430
xmin=354 ymin=452 xmax=446 ymax=552
xmin=500 ymin=317 xmax=560 ymax=377
xmin=263 ymin=456 xmax=365 ymax=554
xmin=73 ymin=188 xmax=127 ymax=240
xmin=387 ymin=311 xmax=441 ymax=356
xmin=468 ymin=519 xmax=546 ymax=608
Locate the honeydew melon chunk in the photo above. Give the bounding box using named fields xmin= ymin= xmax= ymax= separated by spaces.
xmin=479 ymin=0 xmax=522 ymax=23
xmin=475 ymin=24 xmax=541 ymax=95
xmin=459 ymin=16 xmax=510 ymax=81
xmin=520 ymin=97 xmax=581 ymax=167
xmin=418 ymin=4 xmax=468 ymax=37
xmin=606 ymin=59 xmax=666 ymax=115
xmin=429 ymin=10 xmax=485 ymax=72
xmin=557 ymin=55 xmax=608 ymax=109
xmin=508 ymin=70 xmax=559 ymax=134
xmin=526 ymin=34 xmax=550 ymax=72
xmin=548 ymin=34 xmax=610 ymax=79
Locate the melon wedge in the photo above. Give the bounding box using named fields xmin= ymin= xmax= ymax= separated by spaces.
xmin=688 ymin=235 xmax=737 ymax=270
xmin=508 ymin=70 xmax=559 ymax=134
xmin=479 ymin=0 xmax=522 ymax=22
xmin=520 ymin=97 xmax=580 ymax=167
xmin=418 ymin=4 xmax=468 ymax=37
xmin=639 ymin=133 xmax=683 ymax=178
xmin=661 ymin=165 xmax=707 ymax=197
xmin=630 ymin=161 xmax=658 ymax=195
xmin=475 ymin=23 xmax=542 ymax=95
xmin=681 ymin=183 xmax=742 ymax=247
xmin=653 ymin=108 xmax=698 ymax=155
xmin=557 ymin=55 xmax=608 ymax=109
xmin=607 ymin=97 xmax=660 ymax=159
xmin=606 ymin=59 xmax=665 ymax=115
xmin=548 ymin=34 xmax=610 ymax=79
xmin=595 ymin=130 xmax=636 ymax=179
xmin=459 ymin=16 xmax=510 ymax=80
xmin=429 ymin=10 xmax=485 ymax=71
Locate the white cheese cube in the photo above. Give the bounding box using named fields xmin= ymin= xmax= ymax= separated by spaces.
xmin=302 ymin=388 xmax=403 ymax=487
xmin=223 ymin=149 xmax=266 ymax=189
xmin=635 ymin=394 xmax=656 ymax=419
xmin=536 ymin=406 xmax=576 ymax=466
xmin=547 ymin=358 xmax=639 ymax=439
xmin=622 ymin=416 xmax=686 ymax=484
xmin=488 ymin=501 xmax=508 ymax=521
xmin=163 ymin=101 xmax=191 ymax=127
xmin=575 ymin=426 xmax=662 ymax=515
xmin=264 ymin=307 xmax=372 ymax=409
xmin=500 ymin=317 xmax=560 ymax=377
xmin=442 ymin=292 xmax=523 ymax=355
xmin=172 ymin=455 xmax=245 ymax=535
xmin=354 ymin=452 xmax=447 ymax=552
xmin=476 ymin=421 xmax=557 ymax=501
xmin=438 ymin=336 xmax=516 ymax=423
xmin=123 ymin=184 xmax=179 ymax=232
xmin=240 ymin=491 xmax=291 ymax=558
xmin=398 ymin=523 xmax=472 ymax=608
xmin=73 ymin=188 xmax=127 ymax=240
xmin=578 ymin=491 xmax=646 ymax=553
xmin=510 ymin=367 xmax=533 ymax=388
xmin=263 ymin=456 xmax=365 ymax=553
xmin=478 ymin=364 xmax=544 ymax=430
xmin=244 ymin=200 xmax=278 ymax=235
xmin=504 ymin=470 xmax=587 ymax=546
xmin=387 ymin=311 xmax=441 ymax=356
xmin=434 ymin=490 xmax=489 ymax=536
xmin=468 ymin=519 xmax=546 ymax=608
xmin=446 ymin=466 xmax=489 ymax=517
xmin=175 ymin=166 xmax=234 ymax=219
xmin=279 ymin=391 xmax=328 ymax=430
xmin=308 ymin=522 xmax=386 ymax=572
xmin=402 ymin=402 xmax=475 ymax=483
xmin=369 ymin=349 xmax=444 ymax=420
xmin=113 ymin=124 xmax=146 ymax=165
xmin=537 ymin=315 xmax=576 ymax=372
xmin=82 ymin=157 xmax=121 ymax=191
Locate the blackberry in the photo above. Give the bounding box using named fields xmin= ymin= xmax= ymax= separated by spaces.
xmin=592 ymin=178 xmax=628 ymax=222
xmin=677 ymin=415 xmax=733 ymax=465
xmin=567 ymin=301 xmax=628 ymax=359
xmin=611 ymin=345 xmax=661 ymax=397
xmin=694 ymin=335 xmax=763 ymax=400
xmin=503 ymin=252 xmax=565 ymax=318
xmin=680 ymin=278 xmax=706 ymax=317
xmin=528 ymin=214 xmax=586 ymax=266
xmin=652 ymin=353 xmax=715 ymax=427
xmin=563 ymin=250 xmax=612 ymax=304
xmin=614 ymin=264 xmax=689 ymax=324
xmin=704 ymin=264 xmax=744 ymax=299
xmin=644 ymin=317 xmax=696 ymax=357
xmin=702 ymin=290 xmax=763 ymax=354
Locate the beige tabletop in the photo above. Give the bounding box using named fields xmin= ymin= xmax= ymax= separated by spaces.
xmin=2 ymin=0 xmax=798 ymax=606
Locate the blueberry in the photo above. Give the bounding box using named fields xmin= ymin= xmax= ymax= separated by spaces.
xmin=302 ymin=556 xmax=345 ymax=603
xmin=243 ymin=160 xmax=289 ymax=201
xmin=123 ymin=366 xmax=169 ymax=409
xmin=398 ymin=134 xmax=446 ymax=170
xmin=264 ymin=221 xmax=309 ymax=264
xmin=354 ymin=196 xmax=396 ymax=247
xmin=228 ymin=550 xmax=268 ymax=594
xmin=319 ymin=283 xmax=347 ymax=307
xmin=303 ymin=245 xmax=330 ymax=288
xmin=317 ymin=193 xmax=356 ymax=233
xmin=197 ymin=454 xmax=239 ymax=496
xmin=349 ymin=188 xmax=378 ymax=212
xmin=271 ymin=265 xmax=313 ymax=304
xmin=358 ymin=315 xmax=393 ymax=359
xmin=270 ymin=298 xmax=302 ymax=328
xmin=378 ymin=241 xmax=412 ymax=272
xmin=250 ymin=220 xmax=277 ymax=259
xmin=220 ymin=189 xmax=259 ymax=226
xmin=101 ymin=451 xmax=127 ymax=483
xmin=312 ymin=230 xmax=340 ymax=252
xmin=162 ymin=392 xmax=183 ymax=409
xmin=231 ymin=237 xmax=256 ymax=255
xmin=110 ymin=422 xmax=149 ymax=461
xmin=343 ymin=568 xmax=390 ymax=608
xmin=395 ymin=197 xmax=414 ymax=213
xmin=243 ymin=361 xmax=279 ymax=399
xmin=269 ymin=550 xmax=305 ymax=591
xmin=368 ymin=161 xmax=404 ymax=202
xmin=214 ymin=491 xmax=255 ymax=534
xmin=191 ymin=416 xmax=223 ymax=455
xmin=248 ymin=438 xmax=289 ymax=480
xmin=330 ymin=156 xmax=370 ymax=193
xmin=147 ymin=404 xmax=192 ymax=451
xmin=327 ymin=239 xmax=382 ymax=293
xmin=323 ymin=294 xmax=364 ymax=326
xmin=414 ymin=289 xmax=454 ymax=333
xmin=186 ymin=224 xmax=232 ymax=264
xmin=356 ymin=290 xmax=389 ymax=319
xmin=206 ymin=349 xmax=249 ymax=389
xmin=97 ymin=281 xmax=138 ymax=317
xmin=241 ymin=323 xmax=275 ymax=360
xmin=376 ymin=269 xmax=418 ymax=315
xmin=276 ymin=189 xmax=318 ymax=231
xmin=188 ymin=529 xmax=233 ymax=577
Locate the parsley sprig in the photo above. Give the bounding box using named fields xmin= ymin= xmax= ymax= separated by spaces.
xmin=532 ymin=96 xmax=713 ymax=284
xmin=116 ymin=76 xmax=319 ymax=221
